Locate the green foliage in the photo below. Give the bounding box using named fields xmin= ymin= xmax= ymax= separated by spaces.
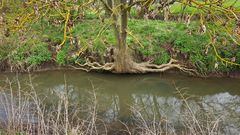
xmin=72 ymin=19 xmax=115 ymax=54
xmin=0 ymin=33 xmax=20 ymax=62
xmin=0 ymin=44 xmax=14 ymax=62
xmin=85 ymin=11 xmax=98 ymax=19
xmin=170 ymin=0 xmax=239 ymax=14
xmin=41 ymin=24 xmax=63 ymax=43
xmin=30 ymin=19 xmax=63 ymax=43
xmin=2 ymin=12 xmax=238 ymax=73
xmin=57 ymin=45 xmax=69 ymax=65
xmin=129 ymin=19 xmax=210 ymax=70
xmin=129 ymin=7 xmax=138 ymax=18
xmin=27 ymin=43 xmax=52 ymax=65
xmin=154 ymin=50 xmax=171 ymax=65
xmin=10 ymin=43 xmax=52 ymax=66
xmin=237 ymin=52 xmax=240 ymax=64
xmin=70 ymin=19 xmax=239 ymax=73
xmin=74 ymin=57 xmax=86 ymax=64
xmin=170 ymin=2 xmax=197 ymax=14
xmin=93 ymin=39 xmax=107 ymax=53
xmin=11 ymin=45 xmax=30 ymax=63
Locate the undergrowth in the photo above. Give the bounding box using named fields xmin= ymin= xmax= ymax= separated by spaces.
xmin=0 ymin=18 xmax=239 ymax=73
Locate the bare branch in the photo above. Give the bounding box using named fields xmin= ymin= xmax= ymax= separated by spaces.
xmin=99 ymin=0 xmax=113 ymax=14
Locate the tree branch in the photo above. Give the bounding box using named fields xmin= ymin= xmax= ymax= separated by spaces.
xmin=99 ymin=0 xmax=113 ymax=14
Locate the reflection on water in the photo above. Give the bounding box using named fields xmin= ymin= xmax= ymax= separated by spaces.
xmin=0 ymin=71 xmax=240 ymax=134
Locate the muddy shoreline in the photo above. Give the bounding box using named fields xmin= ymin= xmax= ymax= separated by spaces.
xmin=0 ymin=61 xmax=240 ymax=79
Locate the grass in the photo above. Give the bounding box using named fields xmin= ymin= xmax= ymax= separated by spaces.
xmin=0 ymin=14 xmax=239 ymax=73
xmin=71 ymin=19 xmax=240 ymax=73
xmin=170 ymin=0 xmax=240 ymax=14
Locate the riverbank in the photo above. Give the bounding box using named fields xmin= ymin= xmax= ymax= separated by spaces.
xmin=1 ymin=19 xmax=240 ymax=76
xmin=1 ymin=62 xmax=240 ymax=79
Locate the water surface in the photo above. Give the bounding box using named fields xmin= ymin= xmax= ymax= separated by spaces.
xmin=0 ymin=71 xmax=239 ymax=134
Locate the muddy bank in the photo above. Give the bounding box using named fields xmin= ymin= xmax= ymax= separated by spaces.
xmin=0 ymin=61 xmax=240 ymax=79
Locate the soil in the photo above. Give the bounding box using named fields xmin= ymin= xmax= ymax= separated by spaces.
xmin=0 ymin=61 xmax=240 ymax=79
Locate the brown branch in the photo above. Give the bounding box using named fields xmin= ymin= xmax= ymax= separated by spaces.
xmin=99 ymin=0 xmax=113 ymax=14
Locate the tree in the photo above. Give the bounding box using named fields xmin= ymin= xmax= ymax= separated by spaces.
xmin=3 ymin=0 xmax=240 ymax=74
xmin=91 ymin=0 xmax=240 ymax=73
xmin=92 ymin=0 xmax=196 ymax=74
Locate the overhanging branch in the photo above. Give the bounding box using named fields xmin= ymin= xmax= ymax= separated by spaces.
xmin=99 ymin=0 xmax=113 ymax=13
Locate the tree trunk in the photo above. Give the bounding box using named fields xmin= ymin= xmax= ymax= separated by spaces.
xmin=103 ymin=0 xmax=192 ymax=74
xmin=112 ymin=0 xmax=135 ymax=73
xmin=114 ymin=45 xmax=135 ymax=73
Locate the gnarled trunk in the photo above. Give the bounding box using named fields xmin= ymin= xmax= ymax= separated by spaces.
xmin=114 ymin=46 xmax=135 ymax=73
xmin=90 ymin=0 xmax=197 ymax=75
xmin=112 ymin=0 xmax=135 ymax=73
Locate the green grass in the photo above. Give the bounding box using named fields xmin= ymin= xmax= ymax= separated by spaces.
xmin=170 ymin=0 xmax=240 ymax=14
xmin=70 ymin=19 xmax=240 ymax=73
xmin=9 ymin=42 xmax=52 ymax=66
xmin=1 ymin=0 xmax=239 ymax=73
xmin=1 ymin=16 xmax=239 ymax=73
xmin=72 ymin=19 xmax=116 ymax=51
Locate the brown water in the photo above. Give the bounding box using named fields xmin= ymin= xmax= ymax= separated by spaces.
xmin=0 ymin=70 xmax=240 ymax=134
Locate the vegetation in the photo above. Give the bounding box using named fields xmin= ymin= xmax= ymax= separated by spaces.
xmin=0 ymin=0 xmax=239 ymax=75
xmin=0 ymin=1 xmax=239 ymax=134
xmin=73 ymin=19 xmax=237 ymax=73
xmin=1 ymin=19 xmax=239 ymax=74
xmin=0 ymin=0 xmax=240 ymax=134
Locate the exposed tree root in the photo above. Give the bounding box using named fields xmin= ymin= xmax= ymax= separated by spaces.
xmin=70 ymin=58 xmax=199 ymax=76
xmin=70 ymin=60 xmax=114 ymax=72
xmin=131 ymin=59 xmax=198 ymax=75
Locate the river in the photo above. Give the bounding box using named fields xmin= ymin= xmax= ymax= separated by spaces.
xmin=0 ymin=70 xmax=239 ymax=134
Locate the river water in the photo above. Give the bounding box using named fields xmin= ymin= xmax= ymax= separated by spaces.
xmin=0 ymin=70 xmax=240 ymax=134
